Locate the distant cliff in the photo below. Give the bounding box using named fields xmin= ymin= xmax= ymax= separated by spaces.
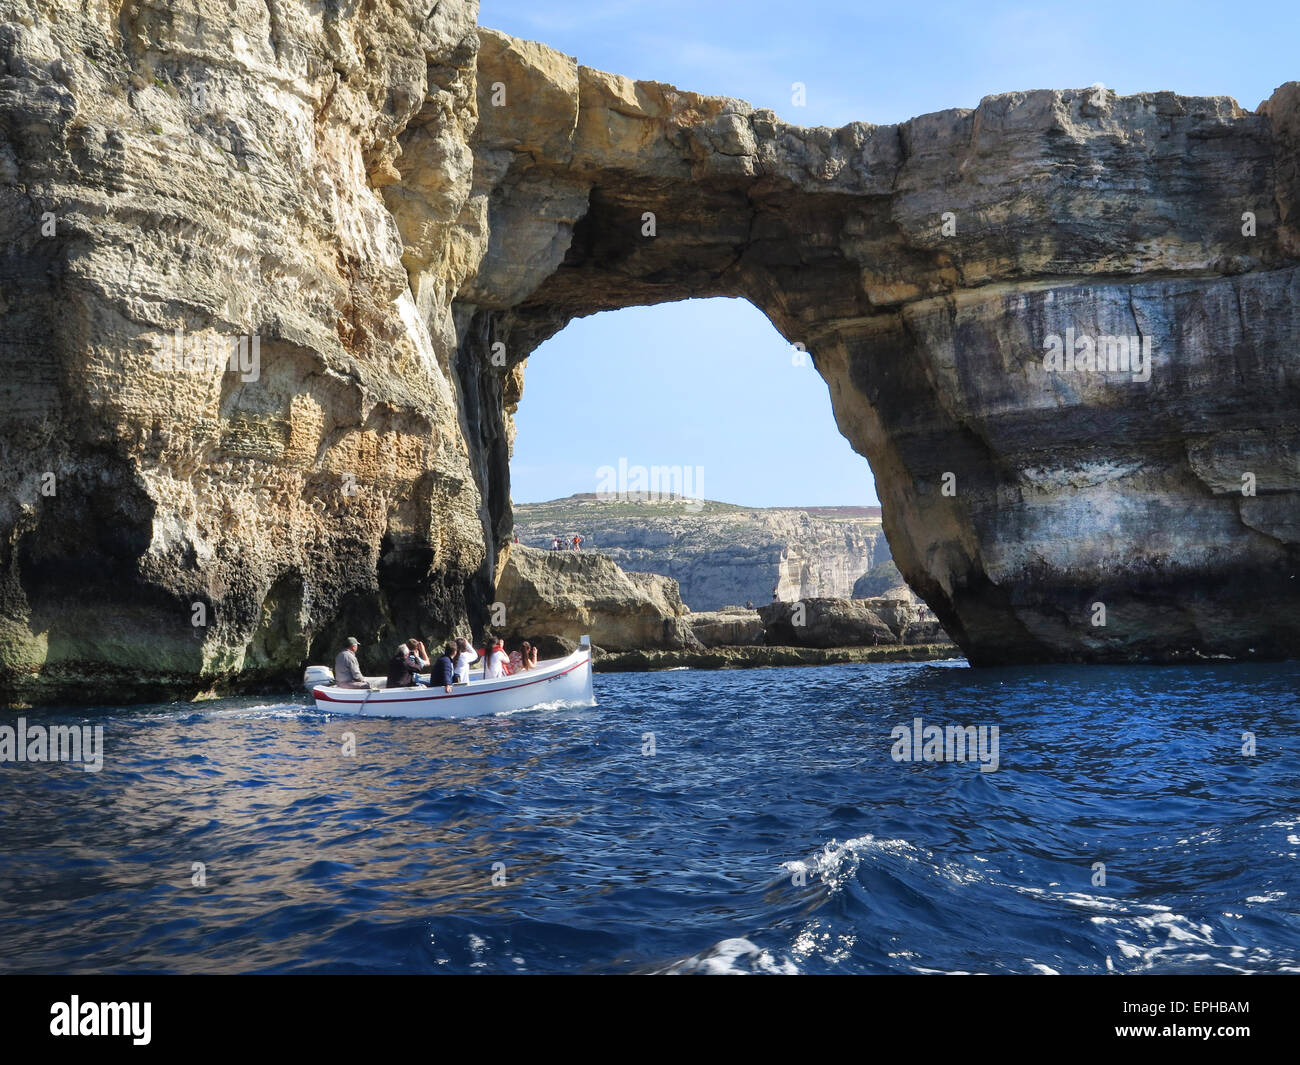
xmin=512 ymin=496 xmax=890 ymax=611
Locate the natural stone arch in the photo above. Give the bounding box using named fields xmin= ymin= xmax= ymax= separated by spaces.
xmin=434 ymin=30 xmax=1300 ymax=664
xmin=1 ymin=4 xmax=1297 ymax=705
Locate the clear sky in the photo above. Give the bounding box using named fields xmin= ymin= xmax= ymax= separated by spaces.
xmin=484 ymin=0 xmax=1296 ymax=507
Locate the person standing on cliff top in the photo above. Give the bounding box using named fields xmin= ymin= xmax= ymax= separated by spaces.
xmin=334 ymin=638 xmax=370 ymax=689
xmin=572 ymin=535 xmax=582 ymax=551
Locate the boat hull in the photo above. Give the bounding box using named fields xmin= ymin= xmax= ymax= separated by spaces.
xmin=311 ymin=648 xmax=595 ymax=719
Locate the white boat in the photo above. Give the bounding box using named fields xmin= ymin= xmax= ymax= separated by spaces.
xmin=304 ymin=636 xmax=595 ymax=719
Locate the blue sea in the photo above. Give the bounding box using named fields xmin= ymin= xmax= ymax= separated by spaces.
xmin=1 ymin=660 xmax=1298 ymax=974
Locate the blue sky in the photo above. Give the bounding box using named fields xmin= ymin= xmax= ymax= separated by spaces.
xmin=484 ymin=0 xmax=1296 ymax=507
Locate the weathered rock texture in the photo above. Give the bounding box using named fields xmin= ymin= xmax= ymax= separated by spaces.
xmin=513 ymin=495 xmax=888 ymax=610
xmin=494 ymin=544 xmax=695 ymax=652
xmin=0 ymin=0 xmax=490 ymax=703
xmin=1 ymin=2 xmax=1298 ymax=703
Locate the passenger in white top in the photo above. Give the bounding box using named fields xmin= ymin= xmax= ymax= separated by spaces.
xmin=483 ymin=638 xmax=510 ymax=680
xmin=453 ymin=636 xmax=478 ymax=684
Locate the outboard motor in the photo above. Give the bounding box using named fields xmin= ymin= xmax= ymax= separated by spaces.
xmin=303 ymin=665 xmax=335 ymax=690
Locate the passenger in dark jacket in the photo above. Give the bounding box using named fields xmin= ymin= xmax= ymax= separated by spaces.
xmin=386 ymin=643 xmax=432 ymax=688
xmin=431 ymin=643 xmax=457 ymax=693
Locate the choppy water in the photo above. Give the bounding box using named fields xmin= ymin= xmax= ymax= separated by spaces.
xmin=1 ymin=660 xmax=1298 ymax=974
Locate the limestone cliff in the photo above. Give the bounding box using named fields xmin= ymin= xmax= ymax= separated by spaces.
xmin=0 ymin=0 xmax=489 ymax=702
xmin=512 ymin=495 xmax=888 ymax=611
xmin=2 ymin=2 xmax=1298 ymax=704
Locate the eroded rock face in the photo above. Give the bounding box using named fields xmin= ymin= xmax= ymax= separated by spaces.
xmin=0 ymin=1 xmax=488 ymax=702
xmin=456 ymin=30 xmax=1300 ymax=666
xmin=2 ymin=5 xmax=1298 ymax=704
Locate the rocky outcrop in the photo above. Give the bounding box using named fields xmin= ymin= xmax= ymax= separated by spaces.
xmin=2 ymin=3 xmax=1298 ymax=703
xmin=595 ymin=643 xmax=959 ymax=672
xmin=687 ymin=607 xmax=766 ymax=648
xmin=760 ymin=598 xmax=895 ymax=648
xmin=514 ymin=496 xmax=888 ymax=610
xmin=493 ymin=544 xmax=696 ymax=652
xmin=759 ymin=597 xmax=949 ymax=648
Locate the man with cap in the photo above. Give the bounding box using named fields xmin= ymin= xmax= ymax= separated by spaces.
xmin=334 ymin=637 xmax=371 ymax=689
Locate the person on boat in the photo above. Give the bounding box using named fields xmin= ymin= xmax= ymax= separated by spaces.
xmin=508 ymin=643 xmax=524 ymax=673
xmin=431 ymin=643 xmax=456 ymax=693
xmin=453 ymin=636 xmax=478 ymax=683
xmin=483 ymin=638 xmax=510 ymax=679
xmin=386 ymin=643 xmax=429 ymax=688
xmin=405 ymin=637 xmax=433 ymax=685
xmin=406 ymin=638 xmax=429 ymax=671
xmin=334 ymin=638 xmax=371 ymax=689
xmin=520 ymin=640 xmax=538 ymax=670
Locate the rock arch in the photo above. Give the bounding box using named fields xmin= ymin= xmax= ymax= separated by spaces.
xmin=1 ymin=4 xmax=1297 ymax=704
xmin=436 ymin=30 xmax=1300 ymax=664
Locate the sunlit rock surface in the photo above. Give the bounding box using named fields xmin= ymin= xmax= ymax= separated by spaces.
xmin=494 ymin=544 xmax=696 ymax=653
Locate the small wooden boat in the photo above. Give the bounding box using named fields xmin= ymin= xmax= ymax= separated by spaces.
xmin=305 ymin=637 xmax=595 ymax=719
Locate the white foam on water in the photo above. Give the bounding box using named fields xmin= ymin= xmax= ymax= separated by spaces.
xmin=789 ymin=923 xmax=856 ymax=965
xmin=782 ymin=831 xmax=1300 ymax=975
xmin=494 ymin=697 xmax=597 ymax=718
xmin=659 ymin=937 xmax=800 ymax=975
xmin=781 ymin=833 xmax=923 ymax=895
